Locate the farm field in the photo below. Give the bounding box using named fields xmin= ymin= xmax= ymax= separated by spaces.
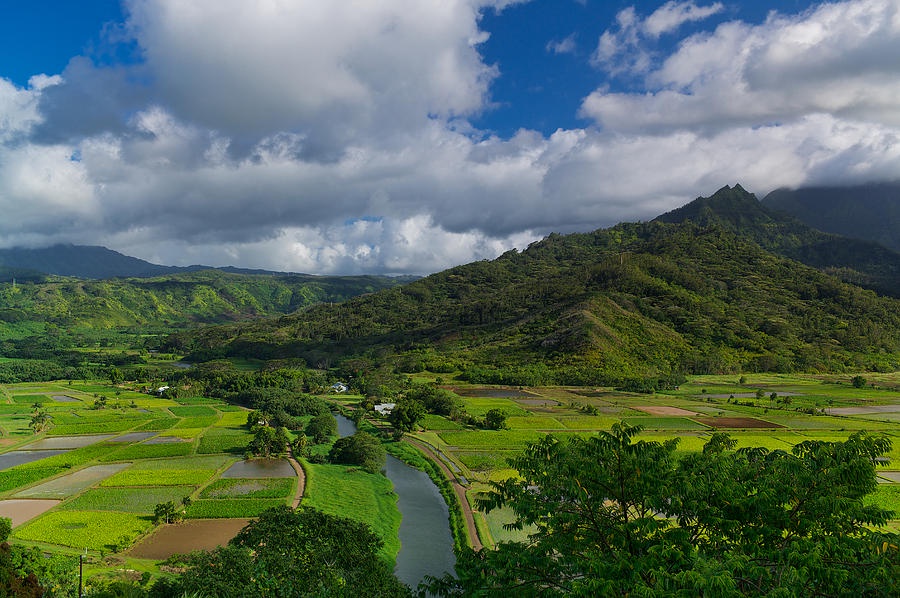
xmin=0 ymin=379 xmax=307 ymax=586
xmin=401 ymin=372 xmax=900 ymax=542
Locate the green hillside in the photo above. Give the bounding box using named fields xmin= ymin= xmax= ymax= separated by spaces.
xmin=656 ymin=185 xmax=900 ymax=296
xmin=170 ymin=195 xmax=900 ymax=383
xmin=0 ymin=269 xmax=404 ymax=339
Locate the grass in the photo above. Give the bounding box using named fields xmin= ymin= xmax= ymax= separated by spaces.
xmin=302 ymin=462 xmax=401 ymax=561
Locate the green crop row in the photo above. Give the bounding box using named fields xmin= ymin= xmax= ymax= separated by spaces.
xmin=185 ymin=498 xmax=286 ymax=518
xmin=61 ymin=485 xmax=196 ymax=513
xmin=102 ymin=468 xmax=217 ymax=487
xmin=99 ymin=441 xmax=194 ymax=461
xmin=196 ymin=428 xmax=253 ymax=455
xmin=169 ymin=405 xmax=219 ymax=417
xmin=13 ymin=510 xmax=152 ymax=551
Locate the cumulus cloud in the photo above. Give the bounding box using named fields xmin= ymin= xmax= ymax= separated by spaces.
xmin=583 ymin=0 xmax=900 ymax=133
xmin=592 ymin=1 xmax=723 ymax=74
xmin=546 ymin=34 xmax=577 ymax=54
xmin=1 ymin=0 xmax=899 ymax=275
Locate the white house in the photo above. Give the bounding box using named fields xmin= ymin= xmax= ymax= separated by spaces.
xmin=374 ymin=403 xmax=396 ymax=416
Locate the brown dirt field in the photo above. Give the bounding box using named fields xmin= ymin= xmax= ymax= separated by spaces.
xmin=128 ymin=518 xmax=251 ymax=560
xmin=634 ymin=406 xmax=699 ymax=416
xmin=693 ymin=417 xmax=785 ymax=429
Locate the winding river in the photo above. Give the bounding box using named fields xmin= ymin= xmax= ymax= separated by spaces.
xmin=335 ymin=415 xmax=456 ymax=590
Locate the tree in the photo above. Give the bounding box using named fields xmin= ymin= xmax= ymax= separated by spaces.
xmin=153 ymin=501 xmax=183 ymax=525
xmin=29 ymin=409 xmax=50 ymax=434
xmin=428 ymin=424 xmax=900 ymax=596
xmin=306 ymin=412 xmax=337 ymax=444
xmin=329 ymin=431 xmax=386 ymax=474
xmin=388 ymin=398 xmax=425 ymax=434
xmin=482 ymin=408 xmax=507 ymax=430
xmin=852 ymin=375 xmax=868 ymax=388
xmin=247 ymin=425 xmax=288 ymax=457
xmin=154 ymin=506 xmax=411 ymax=597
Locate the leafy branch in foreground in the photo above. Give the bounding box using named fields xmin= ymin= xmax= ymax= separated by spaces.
xmin=429 ymin=424 xmax=900 ymax=597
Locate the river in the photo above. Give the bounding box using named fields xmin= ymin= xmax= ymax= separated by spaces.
xmin=335 ymin=414 xmax=456 ymax=590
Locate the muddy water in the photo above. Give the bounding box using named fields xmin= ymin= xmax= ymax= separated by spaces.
xmin=335 ymin=415 xmax=455 ymax=590
xmin=14 ymin=463 xmax=131 ymax=498
xmin=0 ymin=499 xmax=60 ymax=526
xmin=221 ymin=458 xmax=296 ymax=478
xmin=21 ymin=434 xmax=114 ymax=450
xmin=128 ymin=518 xmax=251 ymax=560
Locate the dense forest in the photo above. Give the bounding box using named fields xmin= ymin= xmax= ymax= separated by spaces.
xmin=168 ymin=188 xmax=900 ymax=388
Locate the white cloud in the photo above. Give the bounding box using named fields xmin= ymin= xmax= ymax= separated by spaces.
xmin=1 ymin=0 xmax=900 ymax=276
xmin=643 ymin=1 xmax=724 ymax=38
xmin=546 ymin=33 xmax=577 ymax=54
xmin=121 ymin=0 xmax=503 ymax=156
xmin=591 ymin=2 xmax=723 ymax=74
xmin=583 ymin=0 xmax=900 ymax=133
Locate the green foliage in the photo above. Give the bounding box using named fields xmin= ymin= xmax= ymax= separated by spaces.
xmin=429 ymin=424 xmax=900 ymax=596
xmin=247 ymin=425 xmax=288 ymax=457
xmin=306 ymin=412 xmax=337 ymax=444
xmin=171 ymin=194 xmax=900 ymax=384
xmin=329 ymin=431 xmax=387 ymax=474
xmin=155 ymin=506 xmax=410 ymax=597
xmin=389 ymin=398 xmax=426 ymax=433
xmin=482 ymin=408 xmax=508 ymax=430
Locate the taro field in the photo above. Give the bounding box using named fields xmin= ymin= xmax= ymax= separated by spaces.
xmin=389 ymin=372 xmax=900 ymax=544
xmin=0 ymin=379 xmax=298 ymax=576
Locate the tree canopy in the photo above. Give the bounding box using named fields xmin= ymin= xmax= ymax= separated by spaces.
xmin=429 ymin=424 xmax=900 ymax=596
xmin=152 ymin=506 xmax=410 ymax=597
xmin=329 ymin=431 xmax=386 ymax=474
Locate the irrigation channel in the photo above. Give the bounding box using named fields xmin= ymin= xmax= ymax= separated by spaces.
xmin=335 ymin=415 xmax=456 ymax=590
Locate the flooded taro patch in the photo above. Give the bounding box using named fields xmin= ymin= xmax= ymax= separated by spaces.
xmin=107 ymin=432 xmax=158 ymax=443
xmin=20 ymin=435 xmax=115 ymax=450
xmin=0 ymin=450 xmax=67 ymax=471
xmin=221 ymin=458 xmax=296 ymax=479
xmin=13 ymin=463 xmax=131 ymax=498
xmin=129 ymin=519 xmax=250 ymax=560
xmin=51 ymin=395 xmax=81 ymax=402
xmin=0 ymin=499 xmax=61 ymax=526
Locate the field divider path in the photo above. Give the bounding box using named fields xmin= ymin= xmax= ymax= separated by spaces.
xmin=287 ymin=447 xmax=305 ymax=507
xmin=404 ymin=437 xmax=483 ymax=551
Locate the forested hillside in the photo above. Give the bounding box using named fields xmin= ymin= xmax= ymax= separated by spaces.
xmin=657 ymin=185 xmax=900 ymax=296
xmin=0 ymin=269 xmax=403 ymax=337
xmin=169 ymin=191 xmax=900 ymax=385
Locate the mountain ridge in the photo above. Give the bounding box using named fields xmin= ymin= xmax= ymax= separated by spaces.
xmin=168 ymin=189 xmax=900 ymax=382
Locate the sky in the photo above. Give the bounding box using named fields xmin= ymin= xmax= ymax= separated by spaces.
xmin=0 ymin=0 xmax=898 ymax=275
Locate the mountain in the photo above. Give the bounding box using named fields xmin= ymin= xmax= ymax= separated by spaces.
xmin=763 ymin=183 xmax=900 ymax=253
xmin=655 ymin=185 xmax=900 ymax=297
xmin=0 ymin=244 xmax=197 ymax=279
xmin=168 ymin=191 xmax=900 ymax=383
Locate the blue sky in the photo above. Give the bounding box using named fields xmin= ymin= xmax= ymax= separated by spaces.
xmin=0 ymin=1 xmax=898 ymax=274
